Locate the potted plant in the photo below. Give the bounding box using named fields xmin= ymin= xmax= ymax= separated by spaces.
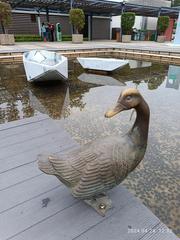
xmin=69 ymin=8 xmax=85 ymax=44
xmin=0 ymin=1 xmax=14 ymax=45
xmin=121 ymin=12 xmax=135 ymax=43
xmin=157 ymin=16 xmax=170 ymax=43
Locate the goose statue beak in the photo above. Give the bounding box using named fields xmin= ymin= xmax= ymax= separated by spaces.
xmin=105 ymin=104 xmax=124 ymax=118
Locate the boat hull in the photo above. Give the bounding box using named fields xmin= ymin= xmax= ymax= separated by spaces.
xmin=77 ymin=57 xmax=129 ymax=72
xmin=23 ymin=50 xmax=68 ymax=82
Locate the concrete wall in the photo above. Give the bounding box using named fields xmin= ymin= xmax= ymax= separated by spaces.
xmin=0 ymin=12 xmax=71 ymax=35
xmin=147 ymin=17 xmax=158 ymax=30
xmin=0 ymin=11 xmax=110 ymax=40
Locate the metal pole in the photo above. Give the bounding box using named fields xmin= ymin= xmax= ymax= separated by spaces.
xmin=70 ymin=0 xmax=73 ymax=34
xmin=70 ymin=0 xmax=73 ymax=9
xmin=46 ymin=7 xmax=49 ymax=22
xmin=88 ymin=14 xmax=93 ymax=41
xmin=37 ymin=12 xmax=41 ymax=36
xmin=88 ymin=15 xmax=91 ymax=41
xmin=120 ymin=3 xmax=125 ymax=42
xmin=155 ymin=8 xmax=161 ymax=41
xmin=109 ymin=16 xmax=112 ymax=40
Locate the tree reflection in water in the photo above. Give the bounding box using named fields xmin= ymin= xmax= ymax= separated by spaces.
xmin=0 ymin=60 xmax=169 ymax=123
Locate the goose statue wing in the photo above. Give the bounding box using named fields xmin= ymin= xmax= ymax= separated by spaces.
xmin=45 ymin=137 xmax=125 ymax=198
xmin=47 ymin=147 xmax=99 ymax=187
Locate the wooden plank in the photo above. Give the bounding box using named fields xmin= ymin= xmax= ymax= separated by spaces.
xmin=0 ymin=143 xmax=78 ymax=190
xmin=0 ymin=141 xmax=77 ymax=174
xmin=3 ymin=187 xmax=134 ymax=240
xmin=0 ymin=118 xmax=58 ymax=143
xmin=0 ymin=174 xmax=61 ymax=213
xmin=0 ymin=162 xmax=41 ymax=191
xmin=75 ymin=198 xmax=178 ymax=240
xmin=0 ymin=127 xmax=76 ymax=160
xmin=140 ymin=223 xmax=177 ymax=240
xmin=0 ymin=121 xmax=68 ymax=148
xmin=0 ymin=186 xmax=78 ymax=240
xmin=0 ymin=115 xmax=48 ymax=131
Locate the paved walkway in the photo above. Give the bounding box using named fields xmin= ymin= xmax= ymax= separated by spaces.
xmin=1 ymin=40 xmax=180 ymax=54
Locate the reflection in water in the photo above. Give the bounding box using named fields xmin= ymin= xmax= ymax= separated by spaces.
xmin=166 ymin=65 xmax=180 ymax=90
xmin=0 ymin=60 xmax=179 ymax=235
xmin=28 ymin=84 xmax=70 ymax=119
xmin=129 ymin=60 xmax=152 ymax=69
xmin=78 ymin=73 xmax=126 ymax=86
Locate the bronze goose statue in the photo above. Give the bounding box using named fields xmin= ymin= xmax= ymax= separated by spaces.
xmin=38 ymin=88 xmax=150 ymax=216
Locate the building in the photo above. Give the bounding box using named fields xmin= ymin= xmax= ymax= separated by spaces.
xmin=3 ymin=9 xmax=111 ymax=40
xmin=112 ymin=0 xmax=172 ymax=40
xmin=0 ymin=0 xmax=177 ymax=41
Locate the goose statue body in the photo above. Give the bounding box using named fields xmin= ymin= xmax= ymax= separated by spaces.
xmin=38 ymin=88 xmax=150 ymax=216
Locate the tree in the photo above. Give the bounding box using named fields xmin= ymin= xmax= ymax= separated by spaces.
xmin=69 ymin=8 xmax=85 ymax=34
xmin=172 ymin=0 xmax=180 ymax=6
xmin=157 ymin=16 xmax=170 ymax=35
xmin=0 ymin=1 xmax=12 ymax=34
xmin=121 ymin=12 xmax=135 ymax=35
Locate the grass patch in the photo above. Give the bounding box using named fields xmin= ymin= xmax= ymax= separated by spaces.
xmin=15 ymin=34 xmax=88 ymax=42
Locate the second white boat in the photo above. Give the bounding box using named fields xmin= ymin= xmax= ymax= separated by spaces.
xmin=77 ymin=57 xmax=129 ymax=72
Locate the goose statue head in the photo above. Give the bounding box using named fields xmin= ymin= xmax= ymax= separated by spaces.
xmin=105 ymin=88 xmax=143 ymax=118
xmin=105 ymin=88 xmax=150 ymax=144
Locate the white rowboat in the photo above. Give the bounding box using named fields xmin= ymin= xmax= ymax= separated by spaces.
xmin=23 ymin=50 xmax=68 ymax=82
xmin=77 ymin=57 xmax=129 ymax=72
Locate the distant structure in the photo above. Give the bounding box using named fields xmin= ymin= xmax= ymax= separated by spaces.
xmin=111 ymin=0 xmax=172 ymax=40
xmin=174 ymin=12 xmax=180 ymax=44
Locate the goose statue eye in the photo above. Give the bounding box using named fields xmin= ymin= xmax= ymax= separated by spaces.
xmin=126 ymin=95 xmax=132 ymax=101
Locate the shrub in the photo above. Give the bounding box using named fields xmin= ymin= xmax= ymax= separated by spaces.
xmin=14 ymin=34 xmax=88 ymax=42
xmin=157 ymin=16 xmax=170 ymax=35
xmin=15 ymin=35 xmax=42 ymax=42
xmin=0 ymin=1 xmax=12 ymax=33
xmin=121 ymin=12 xmax=135 ymax=35
xmin=69 ymin=8 xmax=85 ymax=34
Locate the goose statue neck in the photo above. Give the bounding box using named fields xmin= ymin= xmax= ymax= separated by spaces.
xmin=129 ymin=98 xmax=150 ymax=145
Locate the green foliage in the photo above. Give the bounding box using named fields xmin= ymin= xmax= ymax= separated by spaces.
xmin=14 ymin=34 xmax=88 ymax=42
xmin=0 ymin=1 xmax=12 ymax=33
xmin=15 ymin=35 xmax=43 ymax=42
xmin=157 ymin=16 xmax=170 ymax=35
xmin=69 ymin=8 xmax=85 ymax=34
xmin=172 ymin=0 xmax=180 ymax=6
xmin=121 ymin=12 xmax=135 ymax=35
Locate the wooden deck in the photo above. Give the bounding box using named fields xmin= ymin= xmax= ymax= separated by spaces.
xmin=0 ymin=116 xmax=178 ymax=240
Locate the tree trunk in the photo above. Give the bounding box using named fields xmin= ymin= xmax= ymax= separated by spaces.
xmin=1 ymin=21 xmax=5 ymax=34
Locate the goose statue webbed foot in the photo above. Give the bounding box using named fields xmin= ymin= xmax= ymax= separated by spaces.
xmin=37 ymin=88 xmax=150 ymax=216
xmin=84 ymin=193 xmax=112 ymax=217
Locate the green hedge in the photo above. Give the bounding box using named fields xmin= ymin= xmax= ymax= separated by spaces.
xmin=15 ymin=34 xmax=42 ymax=42
xmin=15 ymin=34 xmax=88 ymax=42
xmin=121 ymin=12 xmax=135 ymax=35
xmin=157 ymin=16 xmax=170 ymax=35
